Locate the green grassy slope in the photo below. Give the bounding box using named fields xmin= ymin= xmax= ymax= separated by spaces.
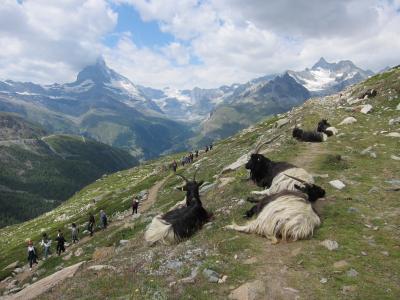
xmin=1 ymin=67 xmax=399 ymax=299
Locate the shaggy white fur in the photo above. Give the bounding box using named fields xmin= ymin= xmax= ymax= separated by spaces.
xmin=322 ymin=133 xmax=328 ymax=141
xmin=326 ymin=126 xmax=338 ymax=136
xmin=251 ymin=167 xmax=314 ymax=196
xmin=225 ymin=194 xmax=320 ymax=242
xmin=144 ymin=215 xmax=175 ymax=245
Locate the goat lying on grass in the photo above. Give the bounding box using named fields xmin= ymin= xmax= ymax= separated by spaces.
xmin=144 ymin=173 xmax=212 ymax=245
xmin=292 ymin=127 xmax=327 ymax=142
xmin=245 ymin=151 xmax=314 ymax=196
xmin=226 ymin=177 xmax=325 ymax=243
xmin=317 ymin=119 xmax=338 ymax=136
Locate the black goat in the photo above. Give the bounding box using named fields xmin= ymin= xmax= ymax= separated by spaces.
xmin=144 ymin=174 xmax=212 ymax=245
xmin=292 ymin=127 xmax=327 ymax=142
xmin=317 ymin=119 xmax=338 ymax=137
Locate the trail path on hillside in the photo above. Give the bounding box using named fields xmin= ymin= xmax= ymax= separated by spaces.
xmin=250 ymin=142 xmax=330 ymax=300
xmin=0 ymin=175 xmax=171 ymax=299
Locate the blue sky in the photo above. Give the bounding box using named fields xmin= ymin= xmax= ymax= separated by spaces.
xmin=0 ymin=0 xmax=399 ymax=88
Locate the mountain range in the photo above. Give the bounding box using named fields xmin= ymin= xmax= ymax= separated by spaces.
xmin=0 ymin=57 xmax=374 ymax=157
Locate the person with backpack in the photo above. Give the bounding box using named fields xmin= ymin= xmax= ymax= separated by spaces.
xmin=40 ymin=232 xmax=51 ymax=259
xmin=172 ymin=160 xmax=178 ymax=173
xmin=132 ymin=197 xmax=139 ymax=215
xmin=27 ymin=240 xmax=38 ymax=271
xmin=71 ymin=223 xmax=79 ymax=243
xmin=88 ymin=213 xmax=95 ymax=236
xmin=100 ymin=210 xmax=107 ymax=229
xmin=55 ymin=232 xmax=66 ymax=256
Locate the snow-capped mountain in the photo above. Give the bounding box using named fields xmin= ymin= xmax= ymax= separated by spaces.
xmin=288 ymin=57 xmax=374 ymax=95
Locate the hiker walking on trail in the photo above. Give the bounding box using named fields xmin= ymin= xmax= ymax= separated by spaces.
xmin=27 ymin=240 xmax=38 ymax=270
xmin=56 ymin=232 xmax=66 ymax=256
xmin=172 ymin=160 xmax=178 ymax=173
xmin=40 ymin=233 xmax=51 ymax=259
xmin=132 ymin=198 xmax=139 ymax=215
xmin=100 ymin=210 xmax=108 ymax=229
xmin=88 ymin=213 xmax=95 ymax=236
xmin=71 ymin=223 xmax=79 ymax=243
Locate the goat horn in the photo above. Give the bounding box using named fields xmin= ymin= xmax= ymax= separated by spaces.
xmin=176 ymin=174 xmax=189 ymax=182
xmin=193 ymin=168 xmax=199 ymax=181
xmin=254 ymin=134 xmax=282 ymax=154
xmin=284 ymin=174 xmax=309 ymax=185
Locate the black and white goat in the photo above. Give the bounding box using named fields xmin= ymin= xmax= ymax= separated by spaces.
xmin=292 ymin=127 xmax=327 ymax=142
xmin=245 ymin=142 xmax=314 ymax=196
xmin=144 ymin=173 xmax=212 ymax=245
xmin=317 ymin=119 xmax=338 ymax=137
xmin=226 ymin=176 xmax=325 ymax=243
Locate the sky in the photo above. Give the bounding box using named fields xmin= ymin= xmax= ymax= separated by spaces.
xmin=0 ymin=0 xmax=399 ymax=89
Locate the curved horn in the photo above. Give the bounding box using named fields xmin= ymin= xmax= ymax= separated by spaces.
xmin=176 ymin=173 xmax=189 ymax=182
xmin=193 ymin=168 xmax=199 ymax=181
xmin=253 ymin=135 xmax=282 ymax=154
xmin=284 ymin=174 xmax=309 ymax=185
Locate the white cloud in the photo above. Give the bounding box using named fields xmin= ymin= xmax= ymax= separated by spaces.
xmin=1 ymin=0 xmax=399 ymax=88
xmin=0 ymin=0 xmax=117 ymax=83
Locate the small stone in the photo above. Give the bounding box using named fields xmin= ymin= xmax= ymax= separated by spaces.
xmin=386 ymin=132 xmax=400 ymax=138
xmin=342 ymin=285 xmax=357 ymax=294
xmin=333 ymin=260 xmax=349 ymax=269
xmin=275 ymin=118 xmax=289 ymax=128
xmin=329 ymin=180 xmax=346 ymax=190
xmin=218 ymin=275 xmax=228 ymax=284
xmin=381 ymin=251 xmax=389 ymax=256
xmin=339 ymin=117 xmax=357 ymax=125
xmin=166 ymin=260 xmax=183 ymax=271
xmin=14 ymin=267 xmax=24 ymax=274
xmin=361 ymin=251 xmax=368 ymax=256
xmin=237 ymin=199 xmax=246 ymax=206
xmin=203 ymin=269 xmax=220 ymax=283
xmin=368 ymin=186 xmax=379 ymax=194
xmin=370 ymin=152 xmax=377 ymax=158
xmin=360 ymin=104 xmax=373 ymax=114
xmin=119 ymin=240 xmax=129 ymax=246
xmin=388 ymin=117 xmax=400 ymax=126
xmin=346 ymin=268 xmax=359 ymax=277
xmin=396 ymin=103 xmax=400 ymax=110
xmin=390 ymin=155 xmax=400 ymax=161
xmin=320 ymin=278 xmax=328 ymax=284
xmin=320 ymin=240 xmax=339 ymax=251
xmin=74 ymin=248 xmax=83 ymax=257
xmin=348 ymin=207 xmax=359 ymax=213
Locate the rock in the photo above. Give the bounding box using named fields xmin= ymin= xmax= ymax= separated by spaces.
xmin=218 ymin=275 xmax=228 ymax=284
xmin=166 ymin=260 xmax=183 ymax=271
xmin=381 ymin=251 xmax=389 ymax=256
xmin=390 ymin=155 xmax=400 ymax=161
xmin=87 ymin=265 xmax=117 ymax=272
xmin=320 ymin=240 xmax=339 ymax=251
xmin=339 ymin=117 xmax=357 ymax=125
xmin=329 ymin=180 xmax=346 ymax=190
xmin=119 ymin=240 xmax=129 ymax=246
xmin=178 ymin=267 xmax=199 ymax=284
xmin=370 ymin=152 xmax=377 ymax=158
xmin=333 ymin=260 xmax=349 ymax=269
xmin=275 ymin=118 xmax=289 ymax=128
xmin=92 ymin=246 xmax=115 ymax=261
xmin=360 ymin=104 xmax=373 ymax=114
xmin=320 ymin=277 xmax=328 ymax=284
xmin=62 ymin=252 xmax=72 ymax=261
xmin=32 ymin=277 xmax=38 ymax=282
xmin=74 ymin=248 xmax=83 ymax=257
xmin=3 ymin=261 xmax=19 ymax=271
xmin=199 ymin=183 xmax=216 ymax=194
xmin=389 ymin=117 xmax=400 ymax=126
xmin=237 ymin=199 xmax=246 ymax=206
xmin=14 ymin=267 xmax=24 ymax=274
xmin=228 ymin=280 xmax=264 ymax=300
xmin=348 ymin=207 xmax=359 ymax=213
xmin=368 ymin=186 xmax=379 ymax=194
xmin=203 ymin=269 xmax=220 ymax=283
xmin=55 ymin=265 xmax=64 ymax=271
xmin=8 ymin=287 xmax=23 ymax=294
xmin=342 ymin=285 xmax=357 ymax=294
xmin=361 ymin=251 xmax=368 ymax=256
xmin=346 ymin=268 xmax=359 ymax=277
xmin=360 ymin=146 xmax=373 ymax=155
xmin=386 ymin=132 xmax=400 ymax=138
xmin=396 ymin=103 xmax=400 ymax=110
xmin=222 ymin=152 xmax=250 ymax=173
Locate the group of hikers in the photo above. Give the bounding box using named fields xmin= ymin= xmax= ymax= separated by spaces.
xmin=171 ymin=143 xmax=213 ymax=172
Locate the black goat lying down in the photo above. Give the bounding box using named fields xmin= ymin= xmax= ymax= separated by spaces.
xmin=292 ymin=127 xmax=327 ymax=142
xmin=317 ymin=119 xmax=338 ymax=136
xmin=144 ymin=174 xmax=212 ymax=245
xmin=226 ymin=178 xmax=326 ymax=243
xmin=245 ymin=151 xmax=314 ymax=197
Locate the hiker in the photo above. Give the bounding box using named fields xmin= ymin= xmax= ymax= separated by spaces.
xmin=27 ymin=240 xmax=38 ymax=270
xmin=40 ymin=233 xmax=51 ymax=259
xmin=100 ymin=210 xmax=108 ymax=229
xmin=195 ymin=150 xmax=199 ymax=158
xmin=71 ymin=223 xmax=79 ymax=243
xmin=132 ymin=198 xmax=139 ymax=215
xmin=205 ymin=146 xmax=209 ymax=152
xmin=209 ymin=143 xmax=213 ymax=150
xmin=172 ymin=160 xmax=178 ymax=173
xmin=88 ymin=213 xmax=95 ymax=236
xmin=55 ymin=232 xmax=66 ymax=256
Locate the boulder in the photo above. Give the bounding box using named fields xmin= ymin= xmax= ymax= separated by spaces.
xmin=203 ymin=269 xmax=220 ymax=283
xmin=229 ymin=280 xmax=264 ymax=300
xmin=360 ymin=104 xmax=373 ymax=114
xmin=329 ymin=180 xmax=346 ymax=190
xmin=2 ymin=261 xmax=19 ymax=271
xmin=338 ymin=117 xmax=357 ymax=125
